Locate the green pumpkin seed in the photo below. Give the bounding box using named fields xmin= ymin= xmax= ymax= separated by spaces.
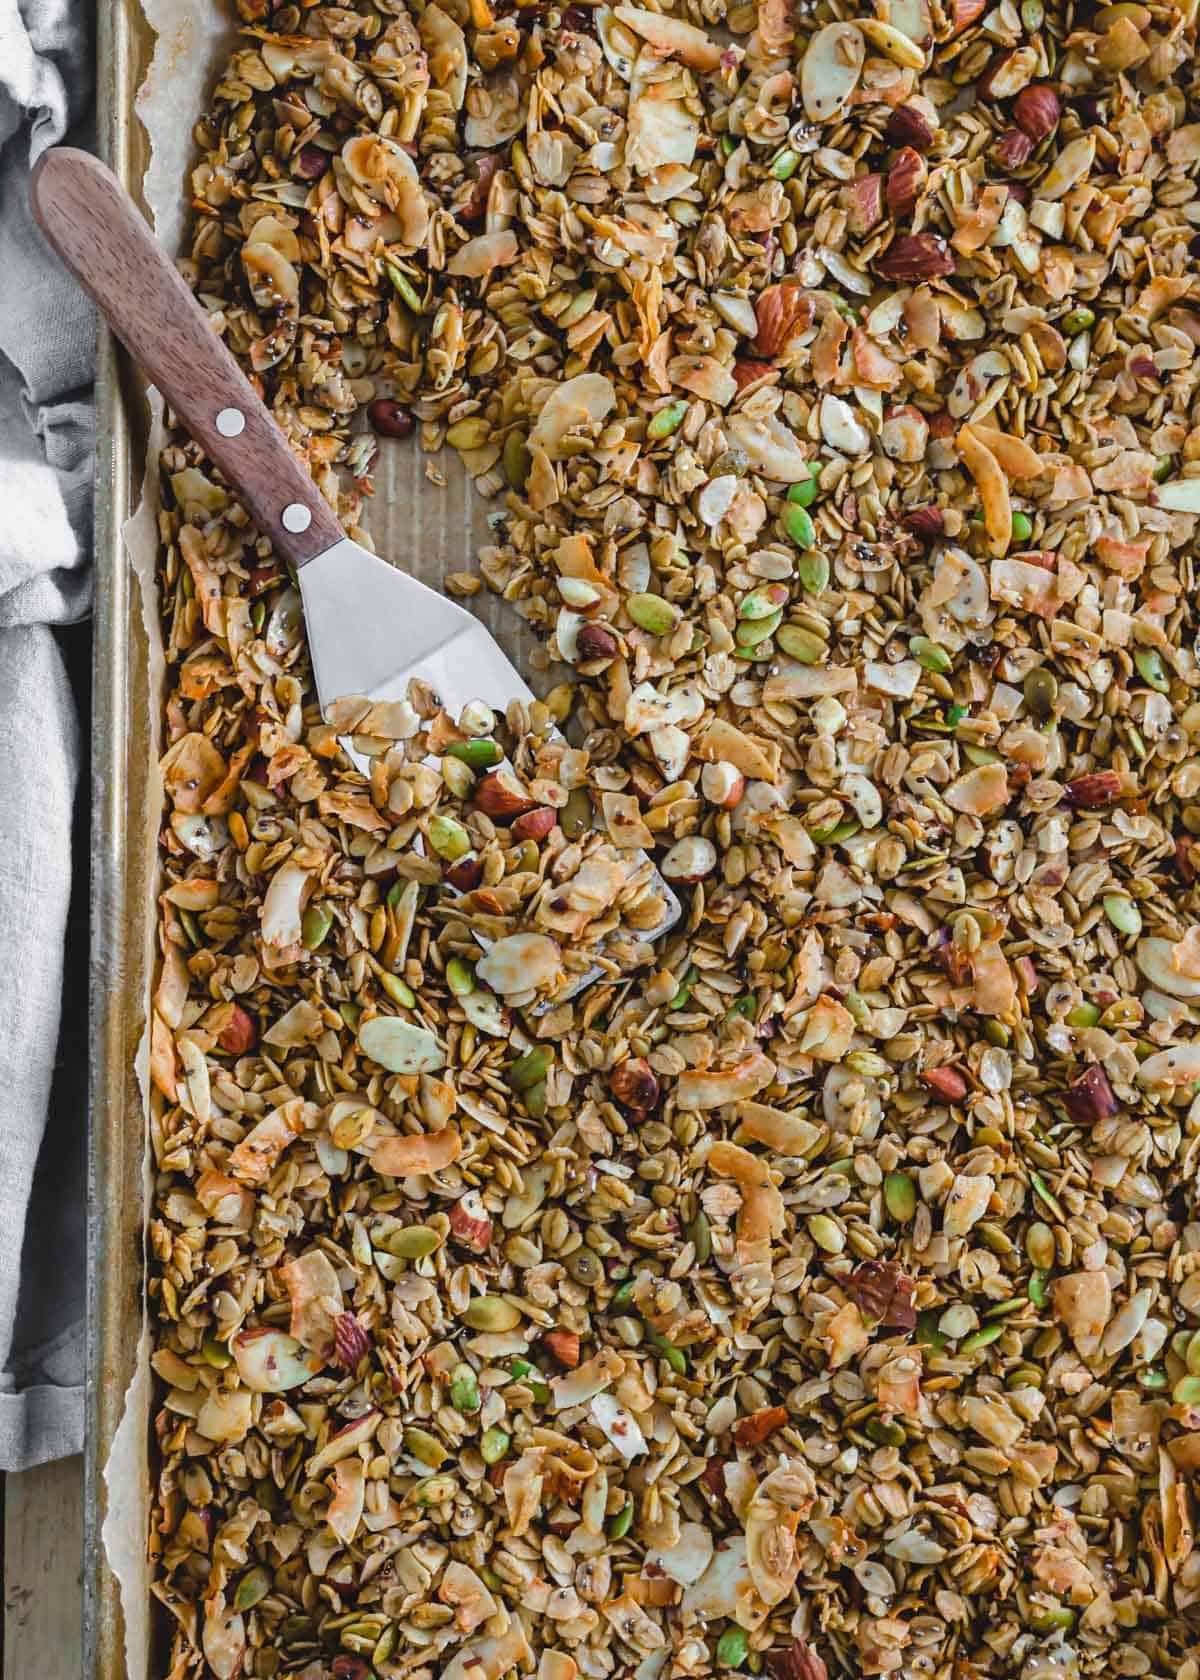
xmin=739 ymin=584 xmax=788 ymax=620
xmin=1030 ymin=1173 xmax=1064 ymax=1220
xmin=1030 ymin=1607 xmax=1075 ymax=1634
xmin=644 ymin=1323 xmax=687 ymax=1373
xmin=787 ymin=466 xmax=821 ymax=507
xmin=386 ymin=264 xmax=425 ymax=313
xmin=446 ymin=738 xmax=503 ymax=769
xmin=509 ymin=1045 xmax=552 ymax=1092
xmin=413 ymin=1473 xmax=457 ymax=1505
xmin=717 ymin=1627 xmax=750 ymax=1668
xmin=1134 ymin=648 xmax=1169 ymax=693
xmin=463 ymin=1296 xmax=521 ymax=1332
xmin=560 ymin=787 xmax=592 ymax=839
xmin=449 ymin=1363 xmax=481 ymax=1413
xmin=503 ymin=430 xmax=531 ymax=489
xmin=301 ymin=903 xmax=334 ymax=950
xmin=627 ymin=593 xmax=681 ymax=635
xmin=404 ymin=1427 xmax=447 ymax=1468
xmin=480 ymin=1426 xmax=511 ymax=1464
xmin=776 ymin=623 xmax=826 ymax=664
xmin=609 ymin=1498 xmax=635 ymax=1539
xmin=446 ymin=957 xmax=475 ymax=997
xmin=378 ymin=1224 xmax=440 ymax=1259
xmin=783 ymin=503 xmax=816 ymax=548
xmin=735 ymin=608 xmax=783 ymax=648
xmin=1102 ymin=893 xmax=1142 ymax=936
xmin=807 ymin=1213 xmax=845 ymax=1253
xmin=428 ymin=814 xmax=472 ymax=861
xmin=647 ymin=399 xmax=688 ymax=440
xmin=379 ymin=971 xmax=416 ymax=1008
xmin=797 ymin=551 xmax=830 ymax=594
xmin=686 ymin=1210 xmax=712 ymax=1264
xmin=234 ymin=1566 xmax=272 ymax=1611
xmin=884 ymin=1172 xmax=917 ymax=1222
xmin=910 ymin=636 xmax=952 ymax=674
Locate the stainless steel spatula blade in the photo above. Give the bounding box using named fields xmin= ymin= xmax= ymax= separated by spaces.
xmin=29 ymin=148 xmax=682 ymax=994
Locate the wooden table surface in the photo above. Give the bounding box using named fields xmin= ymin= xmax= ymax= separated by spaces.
xmin=3 ymin=1457 xmax=84 ymax=1674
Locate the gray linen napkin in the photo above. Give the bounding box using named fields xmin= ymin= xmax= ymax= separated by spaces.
xmin=0 ymin=0 xmax=94 ymax=1467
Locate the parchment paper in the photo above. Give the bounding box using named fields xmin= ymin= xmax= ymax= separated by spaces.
xmin=102 ymin=3 xmax=538 ymax=1673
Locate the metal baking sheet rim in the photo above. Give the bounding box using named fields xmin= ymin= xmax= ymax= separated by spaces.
xmin=89 ymin=0 xmax=157 ymax=1672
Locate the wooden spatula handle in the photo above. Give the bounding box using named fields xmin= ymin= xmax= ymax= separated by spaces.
xmin=30 ymin=146 xmax=343 ymax=568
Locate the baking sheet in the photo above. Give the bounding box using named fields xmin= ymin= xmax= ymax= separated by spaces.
xmin=91 ymin=0 xmax=542 ymax=1672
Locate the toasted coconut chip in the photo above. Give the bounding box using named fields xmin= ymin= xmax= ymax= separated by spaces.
xmin=678 ymin=1052 xmax=777 ymax=1110
xmin=370 ymin=1126 xmax=462 ymax=1176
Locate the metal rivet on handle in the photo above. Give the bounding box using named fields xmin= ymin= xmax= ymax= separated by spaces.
xmin=282 ymin=503 xmax=312 ymax=534
xmin=215 ymin=407 xmax=245 ymax=438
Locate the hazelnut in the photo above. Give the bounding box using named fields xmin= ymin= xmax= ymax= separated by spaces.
xmin=609 ymin=1057 xmax=661 ymax=1112
xmin=475 ymin=767 xmax=536 ymax=820
xmin=884 ymin=104 xmax=935 ymax=153
xmin=1013 ymin=83 xmax=1061 ymax=143
xmin=448 ymin=1191 xmax=493 ymax=1253
xmin=217 ymin=1004 xmax=257 ymax=1055
xmin=575 ymin=621 xmax=619 ymax=663
xmin=874 ymin=233 xmax=955 ymax=282
xmin=885 ymin=147 xmax=926 ymax=219
xmin=511 ymin=806 xmax=558 ymax=841
xmin=992 ymin=127 xmax=1033 ymax=170
xmin=701 ymin=761 xmax=746 ymax=809
xmin=367 ymin=399 xmax=415 ymax=440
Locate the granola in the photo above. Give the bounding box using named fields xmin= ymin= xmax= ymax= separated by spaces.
xmin=149 ymin=0 xmax=1200 ymax=1676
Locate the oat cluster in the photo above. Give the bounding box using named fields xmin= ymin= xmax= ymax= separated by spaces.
xmin=151 ymin=0 xmax=1200 ymax=1676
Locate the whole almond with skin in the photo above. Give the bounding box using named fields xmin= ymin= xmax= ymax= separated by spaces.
xmin=511 ymin=806 xmax=557 ymax=841
xmin=875 ymin=233 xmax=955 ymax=281
xmin=886 ymin=147 xmax=925 ymax=218
xmin=575 ymin=620 xmax=619 ymax=662
xmin=993 ymin=127 xmax=1033 ymax=170
xmin=902 ymin=506 xmax=944 ymax=541
xmin=841 ymin=172 xmax=883 ymax=235
xmin=1064 ymin=770 xmax=1123 ymax=808
xmin=475 ymin=767 xmax=536 ymax=820
xmin=543 ymin=1329 xmax=580 ymax=1368
xmin=732 ymin=357 xmax=776 ymax=392
xmin=884 ymin=104 xmax=935 ymax=152
xmin=1013 ymin=83 xmax=1061 ymax=142
xmin=752 ymin=282 xmax=814 ymax=358
xmin=217 ymin=1004 xmax=258 ymax=1055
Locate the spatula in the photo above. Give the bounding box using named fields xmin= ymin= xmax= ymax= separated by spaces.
xmin=31 ymin=146 xmax=680 ymax=980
